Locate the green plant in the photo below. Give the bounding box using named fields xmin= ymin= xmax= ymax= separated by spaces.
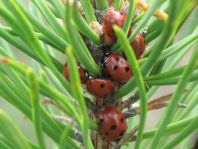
xmin=0 ymin=0 xmax=197 ymax=149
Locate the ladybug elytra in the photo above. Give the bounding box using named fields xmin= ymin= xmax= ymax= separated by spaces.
xmin=131 ymin=34 xmax=146 ymax=59
xmin=86 ymin=79 xmax=116 ymax=98
xmin=98 ymin=106 xmax=128 ymax=141
xmin=102 ymin=10 xmax=126 ymax=45
xmin=63 ymin=64 xmax=88 ymax=83
xmin=102 ymin=53 xmax=133 ymax=83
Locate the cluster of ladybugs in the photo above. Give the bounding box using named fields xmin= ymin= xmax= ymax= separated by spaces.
xmin=63 ymin=9 xmax=145 ymax=142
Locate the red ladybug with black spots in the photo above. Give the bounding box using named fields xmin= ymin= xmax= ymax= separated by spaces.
xmin=86 ymin=79 xmax=116 ymax=98
xmin=102 ymin=53 xmax=133 ymax=83
xmin=98 ymin=106 xmax=128 ymax=141
xmin=131 ymin=34 xmax=146 ymax=59
xmin=102 ymin=10 xmax=126 ymax=45
xmin=63 ymin=63 xmax=88 ymax=83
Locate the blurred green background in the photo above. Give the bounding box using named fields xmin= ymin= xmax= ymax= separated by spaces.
xmin=0 ymin=1 xmax=197 ymax=148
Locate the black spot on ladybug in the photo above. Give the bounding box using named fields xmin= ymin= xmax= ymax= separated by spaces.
xmin=125 ymin=67 xmax=130 ymax=72
xmin=120 ymin=118 xmax=124 ymax=123
xmin=98 ymin=106 xmax=128 ymax=141
xmin=113 ymin=65 xmax=118 ymax=71
xmin=110 ymin=125 xmax=116 ymax=130
xmin=100 ymin=83 xmax=106 ymax=88
xmin=100 ymin=119 xmax=104 ymax=123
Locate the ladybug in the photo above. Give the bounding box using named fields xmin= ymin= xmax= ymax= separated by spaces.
xmin=62 ymin=63 xmax=88 ymax=83
xmin=102 ymin=10 xmax=126 ymax=45
xmin=86 ymin=79 xmax=116 ymax=98
xmin=98 ymin=106 xmax=128 ymax=141
xmin=102 ymin=53 xmax=133 ymax=83
xmin=131 ymin=34 xmax=146 ymax=59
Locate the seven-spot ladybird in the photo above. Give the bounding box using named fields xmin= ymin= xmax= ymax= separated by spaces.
xmin=86 ymin=79 xmax=116 ymax=98
xmin=131 ymin=34 xmax=146 ymax=59
xmin=98 ymin=106 xmax=128 ymax=141
xmin=102 ymin=10 xmax=126 ymax=45
xmin=63 ymin=9 xmax=145 ymax=142
xmin=102 ymin=53 xmax=133 ymax=83
xmin=63 ymin=64 xmax=88 ymax=83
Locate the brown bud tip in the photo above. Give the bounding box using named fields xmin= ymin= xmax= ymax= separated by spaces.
xmin=89 ymin=21 xmax=103 ymax=36
xmin=120 ymin=1 xmax=130 ymax=14
xmin=0 ymin=57 xmax=10 ymax=64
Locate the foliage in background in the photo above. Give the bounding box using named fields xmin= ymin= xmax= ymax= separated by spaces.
xmin=0 ymin=0 xmax=197 ymax=149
